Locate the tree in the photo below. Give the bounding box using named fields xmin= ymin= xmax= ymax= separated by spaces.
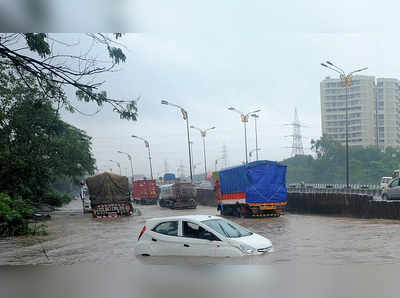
xmin=0 ymin=65 xmax=96 ymax=203
xmin=0 ymin=33 xmax=137 ymax=120
xmin=282 ymin=136 xmax=400 ymax=184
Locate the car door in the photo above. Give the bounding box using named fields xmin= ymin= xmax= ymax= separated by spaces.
xmin=388 ymin=178 xmax=400 ymax=199
xmin=179 ymin=221 xmax=218 ymax=257
xmin=149 ymin=220 xmax=183 ymax=256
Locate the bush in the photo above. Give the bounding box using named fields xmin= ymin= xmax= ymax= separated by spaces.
xmin=41 ymin=191 xmax=73 ymax=207
xmin=0 ymin=193 xmax=34 ymax=237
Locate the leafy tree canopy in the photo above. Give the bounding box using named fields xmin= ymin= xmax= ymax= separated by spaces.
xmin=0 ymin=64 xmax=96 ymax=203
xmin=0 ymin=33 xmax=137 ymax=120
xmin=282 ymin=135 xmax=400 ymax=185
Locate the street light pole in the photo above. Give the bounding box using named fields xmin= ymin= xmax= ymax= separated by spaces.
xmin=117 ymin=151 xmax=134 ymax=182
xmin=161 ymin=100 xmax=193 ymax=182
xmin=321 ymin=61 xmax=368 ymax=188
xmin=251 ymin=114 xmax=260 ymax=160
xmin=109 ymin=160 xmax=121 ymax=175
xmin=190 ymin=125 xmax=216 ymax=179
xmin=131 ymin=135 xmax=153 ymax=180
xmin=228 ymin=107 xmax=261 ymax=164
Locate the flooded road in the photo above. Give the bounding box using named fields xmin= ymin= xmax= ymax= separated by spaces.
xmin=1 ymin=199 xmax=400 ymax=265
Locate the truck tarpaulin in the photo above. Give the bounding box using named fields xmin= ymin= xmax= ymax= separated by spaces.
xmin=86 ymin=172 xmax=130 ymax=206
xmin=218 ymin=160 xmax=287 ymax=203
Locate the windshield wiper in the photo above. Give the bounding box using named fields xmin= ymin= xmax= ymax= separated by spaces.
xmin=217 ymin=223 xmax=230 ymax=237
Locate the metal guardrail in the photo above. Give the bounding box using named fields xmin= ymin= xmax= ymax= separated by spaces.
xmin=287 ymin=183 xmax=381 ymax=196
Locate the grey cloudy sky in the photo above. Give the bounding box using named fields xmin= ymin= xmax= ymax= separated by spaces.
xmin=56 ymin=0 xmax=400 ymax=177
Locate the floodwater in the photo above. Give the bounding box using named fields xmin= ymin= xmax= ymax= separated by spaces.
xmin=1 ymin=198 xmax=400 ymax=265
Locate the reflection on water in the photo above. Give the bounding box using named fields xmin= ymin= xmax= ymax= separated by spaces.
xmin=1 ymin=264 xmax=400 ymax=298
xmin=1 ymin=202 xmax=400 ymax=265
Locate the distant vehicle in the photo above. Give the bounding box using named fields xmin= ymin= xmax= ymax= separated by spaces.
xmin=380 ymin=177 xmax=392 ymax=190
xmin=163 ymin=173 xmax=176 ymax=182
xmin=215 ymin=160 xmax=287 ymax=217
xmin=135 ymin=215 xmax=273 ymax=257
xmin=381 ymin=177 xmax=400 ymax=200
xmin=79 ymin=184 xmax=91 ymax=213
xmin=86 ymin=172 xmax=133 ymax=218
xmin=133 ymin=179 xmax=158 ymax=205
xmin=195 ymin=180 xmax=214 ymax=190
xmin=158 ymin=182 xmax=197 ymax=209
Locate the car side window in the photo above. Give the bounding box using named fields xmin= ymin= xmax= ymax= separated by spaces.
xmin=389 ymin=179 xmax=398 ymax=188
xmin=152 ymin=221 xmax=178 ymax=236
xmin=182 ymin=221 xmax=220 ymax=241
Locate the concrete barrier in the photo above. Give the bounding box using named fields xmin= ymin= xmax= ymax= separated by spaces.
xmin=288 ymin=192 xmax=400 ymax=220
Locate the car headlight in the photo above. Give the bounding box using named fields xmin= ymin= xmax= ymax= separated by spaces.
xmin=238 ymin=244 xmax=255 ymax=254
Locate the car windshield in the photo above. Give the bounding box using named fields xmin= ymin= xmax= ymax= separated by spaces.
xmin=202 ymin=219 xmax=253 ymax=238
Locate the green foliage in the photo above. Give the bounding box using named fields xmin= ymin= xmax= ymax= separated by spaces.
xmin=23 ymin=33 xmax=51 ymax=58
xmin=0 ymin=33 xmax=138 ymax=121
xmin=107 ymin=46 xmax=126 ymax=64
xmin=0 ymin=65 xmax=96 ymax=205
xmin=41 ymin=191 xmax=73 ymax=207
xmin=282 ymin=136 xmax=400 ymax=184
xmin=0 ymin=193 xmax=34 ymax=237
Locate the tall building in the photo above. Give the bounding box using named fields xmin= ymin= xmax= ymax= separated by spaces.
xmin=320 ymin=75 xmax=400 ymax=149
xmin=376 ymin=78 xmax=400 ymax=148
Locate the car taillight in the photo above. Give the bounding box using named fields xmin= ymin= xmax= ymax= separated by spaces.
xmin=138 ymin=225 xmax=146 ymax=240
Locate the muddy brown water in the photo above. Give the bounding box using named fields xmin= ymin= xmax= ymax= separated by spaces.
xmin=1 ymin=199 xmax=400 ymax=265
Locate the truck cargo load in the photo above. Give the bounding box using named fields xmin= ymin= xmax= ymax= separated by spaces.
xmin=216 ymin=160 xmax=287 ymax=217
xmin=86 ymin=172 xmax=133 ymax=218
xmin=159 ymin=182 xmax=197 ymax=209
xmin=133 ymin=179 xmax=158 ymax=205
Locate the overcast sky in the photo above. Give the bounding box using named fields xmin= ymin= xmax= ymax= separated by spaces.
xmin=54 ymin=1 xmax=400 ymax=178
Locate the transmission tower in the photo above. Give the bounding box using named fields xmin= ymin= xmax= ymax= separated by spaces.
xmin=164 ymin=159 xmax=169 ymax=173
xmin=288 ymin=108 xmax=305 ymax=156
xmin=177 ymin=161 xmax=185 ymax=178
xmin=221 ymin=144 xmax=228 ymax=168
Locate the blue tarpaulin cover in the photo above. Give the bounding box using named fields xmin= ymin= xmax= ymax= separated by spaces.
xmin=218 ymin=160 xmax=287 ymax=203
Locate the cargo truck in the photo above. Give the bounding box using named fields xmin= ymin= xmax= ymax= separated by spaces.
xmin=86 ymin=172 xmax=133 ymax=218
xmin=216 ymin=160 xmax=287 ymax=217
xmin=133 ymin=179 xmax=158 ymax=205
xmin=158 ymin=182 xmax=197 ymax=209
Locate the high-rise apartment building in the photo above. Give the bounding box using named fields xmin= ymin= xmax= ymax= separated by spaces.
xmin=320 ymin=75 xmax=400 ymax=149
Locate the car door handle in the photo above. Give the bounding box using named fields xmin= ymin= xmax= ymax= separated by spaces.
xmin=184 ymin=244 xmax=190 ymax=247
xmin=152 ymin=238 xmax=157 ymax=242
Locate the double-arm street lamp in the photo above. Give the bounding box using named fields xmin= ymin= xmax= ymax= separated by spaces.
xmin=117 ymin=151 xmax=134 ymax=182
xmin=131 ymin=135 xmax=153 ymax=180
xmin=190 ymin=125 xmax=216 ymax=178
xmin=228 ymin=107 xmax=261 ymax=164
xmin=161 ymin=99 xmax=193 ymax=182
xmin=109 ymin=160 xmax=121 ymax=175
xmin=321 ymin=61 xmax=368 ymax=188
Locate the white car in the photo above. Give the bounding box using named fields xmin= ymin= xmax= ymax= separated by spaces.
xmin=135 ymin=215 xmax=273 ymax=257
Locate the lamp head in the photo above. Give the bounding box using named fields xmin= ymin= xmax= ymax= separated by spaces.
xmin=161 ymin=100 xmax=169 ymax=105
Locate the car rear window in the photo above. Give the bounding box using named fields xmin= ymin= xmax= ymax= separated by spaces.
xmin=152 ymin=221 xmax=178 ymax=236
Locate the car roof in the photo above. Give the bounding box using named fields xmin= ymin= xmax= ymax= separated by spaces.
xmin=145 ymin=214 xmax=220 ymax=224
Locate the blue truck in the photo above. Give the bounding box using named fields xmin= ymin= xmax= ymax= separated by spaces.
xmin=215 ymin=160 xmax=287 ymax=217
